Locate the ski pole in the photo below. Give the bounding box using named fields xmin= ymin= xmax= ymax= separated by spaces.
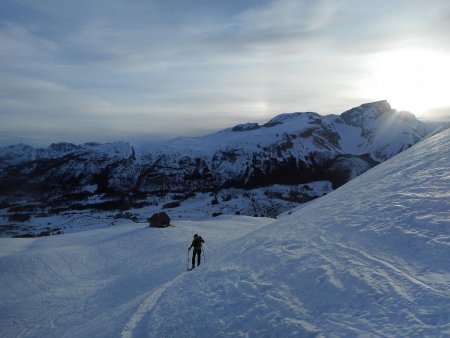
xmin=187 ymin=249 xmax=190 ymax=270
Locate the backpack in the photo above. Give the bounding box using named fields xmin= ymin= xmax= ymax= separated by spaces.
xmin=193 ymin=236 xmax=203 ymax=250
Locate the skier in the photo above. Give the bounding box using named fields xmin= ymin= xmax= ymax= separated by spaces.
xmin=188 ymin=234 xmax=204 ymax=269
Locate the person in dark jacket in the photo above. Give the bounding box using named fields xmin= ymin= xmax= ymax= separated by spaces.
xmin=188 ymin=234 xmax=204 ymax=269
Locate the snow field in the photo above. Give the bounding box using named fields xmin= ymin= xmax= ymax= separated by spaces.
xmin=0 ymin=216 xmax=273 ymax=338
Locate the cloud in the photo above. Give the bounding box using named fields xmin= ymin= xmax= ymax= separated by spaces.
xmin=0 ymin=74 xmax=114 ymax=141
xmin=420 ymin=106 xmax=450 ymax=121
xmin=1 ymin=0 xmax=450 ymax=146
xmin=0 ymin=73 xmax=260 ymax=145
xmin=0 ymin=22 xmax=58 ymax=67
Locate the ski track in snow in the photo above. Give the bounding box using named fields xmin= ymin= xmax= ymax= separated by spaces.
xmin=121 ymin=274 xmax=184 ymax=338
xmin=329 ymin=238 xmax=444 ymax=296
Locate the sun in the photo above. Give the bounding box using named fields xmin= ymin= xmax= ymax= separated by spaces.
xmin=362 ymin=48 xmax=450 ymax=115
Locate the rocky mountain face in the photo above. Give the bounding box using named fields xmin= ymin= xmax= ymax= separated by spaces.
xmin=0 ymin=101 xmax=429 ymax=215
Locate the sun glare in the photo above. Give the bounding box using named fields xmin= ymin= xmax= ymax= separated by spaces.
xmin=363 ymin=49 xmax=450 ymax=115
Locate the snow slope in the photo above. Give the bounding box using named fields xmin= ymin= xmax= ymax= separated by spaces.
xmin=0 ymin=128 xmax=449 ymax=337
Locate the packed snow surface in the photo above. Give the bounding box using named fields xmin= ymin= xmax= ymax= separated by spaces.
xmin=1 ymin=129 xmax=449 ymax=337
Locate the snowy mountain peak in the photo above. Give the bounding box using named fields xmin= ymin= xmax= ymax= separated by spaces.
xmin=0 ymin=141 xmax=136 ymax=169
xmin=268 ymin=111 xmax=320 ymax=124
xmin=231 ymin=122 xmax=261 ymax=132
xmin=48 ymin=142 xmax=80 ymax=153
xmin=340 ymin=100 xmax=392 ymax=126
xmin=230 ymin=111 xmax=321 ymax=133
xmin=0 ymin=143 xmax=37 ymax=166
xmin=360 ymin=99 xmax=391 ymax=110
xmin=82 ymin=141 xmax=134 ymax=158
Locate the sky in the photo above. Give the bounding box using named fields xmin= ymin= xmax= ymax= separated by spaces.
xmin=1 ymin=0 xmax=450 ymax=146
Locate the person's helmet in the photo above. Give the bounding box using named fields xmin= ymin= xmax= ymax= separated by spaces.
xmin=194 ymin=234 xmax=198 ymax=238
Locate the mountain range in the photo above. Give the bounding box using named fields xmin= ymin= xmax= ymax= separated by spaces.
xmin=0 ymin=100 xmax=430 ymax=219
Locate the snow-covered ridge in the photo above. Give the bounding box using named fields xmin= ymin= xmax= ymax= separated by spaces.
xmin=143 ymin=100 xmax=428 ymax=158
xmin=340 ymin=99 xmax=392 ymax=124
xmin=0 ymin=141 xmax=134 ymax=168
xmin=268 ymin=111 xmax=320 ymax=124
